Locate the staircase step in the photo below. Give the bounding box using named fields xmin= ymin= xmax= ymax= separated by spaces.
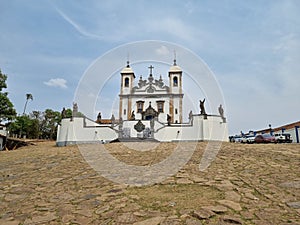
xmin=111 ymin=138 xmax=159 ymax=142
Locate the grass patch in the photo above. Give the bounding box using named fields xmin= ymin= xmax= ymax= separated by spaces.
xmin=105 ymin=143 xmax=175 ymax=166
xmin=126 ymin=183 xmax=223 ymax=212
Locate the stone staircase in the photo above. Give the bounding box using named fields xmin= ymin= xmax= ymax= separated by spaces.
xmin=111 ymin=137 xmax=159 ymax=142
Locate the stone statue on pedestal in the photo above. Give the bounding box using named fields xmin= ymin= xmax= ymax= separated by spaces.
xmin=218 ymin=104 xmax=224 ymax=118
xmin=72 ymin=103 xmax=78 ymax=117
xmin=61 ymin=107 xmax=66 ymax=119
xmin=189 ymin=110 xmax=193 ymax=121
xmin=199 ymin=99 xmax=206 ymax=115
xmin=130 ymin=111 xmax=135 ymax=120
xmin=111 ymin=114 xmax=115 ymax=125
xmin=218 ymin=104 xmax=226 ymax=123
xmin=97 ymin=112 xmax=102 ymax=123
xmin=167 ymin=114 xmax=171 ymax=126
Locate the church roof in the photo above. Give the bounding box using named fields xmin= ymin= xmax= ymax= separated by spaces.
xmin=169 ymin=65 xmax=182 ymax=72
xmin=121 ymin=66 xmax=134 ymax=74
xmin=255 ymin=120 xmax=300 ymax=133
xmin=169 ymin=59 xmax=182 ymax=72
xmin=121 ymin=61 xmax=134 ymax=74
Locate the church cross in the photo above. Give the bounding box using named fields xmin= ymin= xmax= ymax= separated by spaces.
xmin=148 ymin=65 xmax=154 ymax=75
xmin=173 ymin=50 xmax=177 ymax=65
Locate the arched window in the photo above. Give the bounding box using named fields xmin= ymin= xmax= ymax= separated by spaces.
xmin=173 ymin=76 xmax=178 ymax=86
xmin=124 ymin=77 xmax=129 ymax=87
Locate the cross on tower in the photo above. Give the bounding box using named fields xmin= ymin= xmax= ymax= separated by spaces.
xmin=173 ymin=50 xmax=177 ymax=66
xmin=126 ymin=52 xmax=130 ymax=68
xmin=148 ymin=65 xmax=154 ymax=75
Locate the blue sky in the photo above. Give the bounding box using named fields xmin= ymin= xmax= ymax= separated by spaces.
xmin=0 ymin=0 xmax=299 ymax=134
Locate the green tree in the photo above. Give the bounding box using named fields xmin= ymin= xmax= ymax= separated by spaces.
xmin=40 ymin=109 xmax=61 ymax=139
xmin=28 ymin=118 xmax=39 ymax=139
xmin=10 ymin=109 xmax=62 ymax=140
xmin=23 ymin=93 xmax=33 ymax=115
xmin=9 ymin=115 xmax=32 ymax=138
xmin=0 ymin=69 xmax=16 ymax=123
xmin=65 ymin=108 xmax=72 ymax=118
xmin=9 ymin=107 xmax=86 ymax=140
xmin=29 ymin=111 xmax=43 ymax=138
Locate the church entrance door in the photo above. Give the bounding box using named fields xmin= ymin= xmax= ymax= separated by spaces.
xmin=142 ymin=102 xmax=159 ymax=121
xmin=145 ymin=115 xmax=153 ymax=120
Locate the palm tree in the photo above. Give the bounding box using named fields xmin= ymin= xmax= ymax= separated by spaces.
xmin=23 ymin=93 xmax=33 ymax=115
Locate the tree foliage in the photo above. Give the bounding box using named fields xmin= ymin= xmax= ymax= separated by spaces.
xmin=9 ymin=115 xmax=35 ymax=138
xmin=40 ymin=109 xmax=61 ymax=139
xmin=0 ymin=69 xmax=16 ymax=122
xmin=9 ymin=108 xmax=74 ymax=140
xmin=64 ymin=108 xmax=72 ymax=118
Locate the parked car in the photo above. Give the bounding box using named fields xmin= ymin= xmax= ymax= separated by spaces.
xmin=254 ymin=134 xmax=277 ymax=143
xmin=239 ymin=136 xmax=248 ymax=143
xmin=274 ymin=133 xmax=293 ymax=143
xmin=246 ymin=135 xmax=255 ymax=144
xmin=231 ymin=136 xmax=247 ymax=143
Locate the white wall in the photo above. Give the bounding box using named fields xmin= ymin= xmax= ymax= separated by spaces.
xmin=154 ymin=115 xmax=228 ymax=142
xmin=121 ymin=98 xmax=128 ymax=119
xmin=288 ymin=127 xmax=298 ymax=143
xmin=56 ymin=117 xmax=118 ymax=146
xmin=202 ymin=116 xmax=228 ymax=142
xmin=155 ymin=117 xmax=202 ymax=142
xmin=56 ymin=115 xmax=229 ymax=146
xmin=172 ymin=97 xmax=181 ymax=123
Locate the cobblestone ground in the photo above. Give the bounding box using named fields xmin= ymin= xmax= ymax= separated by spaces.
xmin=0 ymin=141 xmax=299 ymax=225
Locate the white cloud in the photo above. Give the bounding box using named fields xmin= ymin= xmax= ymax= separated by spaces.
xmin=44 ymin=78 xmax=67 ymax=89
xmin=54 ymin=3 xmax=199 ymax=43
xmin=56 ymin=8 xmax=102 ymax=40
xmin=155 ymin=45 xmax=170 ymax=56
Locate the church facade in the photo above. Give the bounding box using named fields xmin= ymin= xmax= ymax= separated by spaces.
xmin=119 ymin=60 xmax=183 ymax=124
xmin=56 ymin=59 xmax=229 ymax=146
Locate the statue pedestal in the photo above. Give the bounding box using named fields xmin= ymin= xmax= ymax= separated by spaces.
xmin=201 ymin=114 xmax=208 ymax=119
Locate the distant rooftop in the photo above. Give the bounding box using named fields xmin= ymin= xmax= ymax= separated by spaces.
xmin=256 ymin=120 xmax=300 ymax=133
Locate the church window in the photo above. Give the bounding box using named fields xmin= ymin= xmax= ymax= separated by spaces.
xmin=136 ymin=101 xmax=144 ymax=113
xmin=124 ymin=77 xmax=129 ymax=87
xmin=175 ymin=108 xmax=178 ymax=114
xmin=124 ymin=109 xmax=126 ymax=115
xmin=173 ymin=76 xmax=178 ymax=86
xmin=157 ymin=101 xmax=165 ymax=113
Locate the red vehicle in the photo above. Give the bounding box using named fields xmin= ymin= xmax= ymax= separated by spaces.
xmin=254 ymin=134 xmax=277 ymax=143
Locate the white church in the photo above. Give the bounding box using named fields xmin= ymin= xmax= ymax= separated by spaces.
xmin=56 ymin=59 xmax=228 ymax=146
xmin=120 ymin=60 xmax=183 ymax=124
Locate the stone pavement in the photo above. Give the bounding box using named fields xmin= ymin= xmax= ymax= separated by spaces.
xmin=0 ymin=141 xmax=299 ymax=224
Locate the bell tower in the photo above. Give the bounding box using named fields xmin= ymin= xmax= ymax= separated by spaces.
xmin=168 ymin=57 xmax=183 ymax=123
xmin=119 ymin=61 xmax=135 ymax=120
xmin=120 ymin=61 xmax=135 ymax=94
